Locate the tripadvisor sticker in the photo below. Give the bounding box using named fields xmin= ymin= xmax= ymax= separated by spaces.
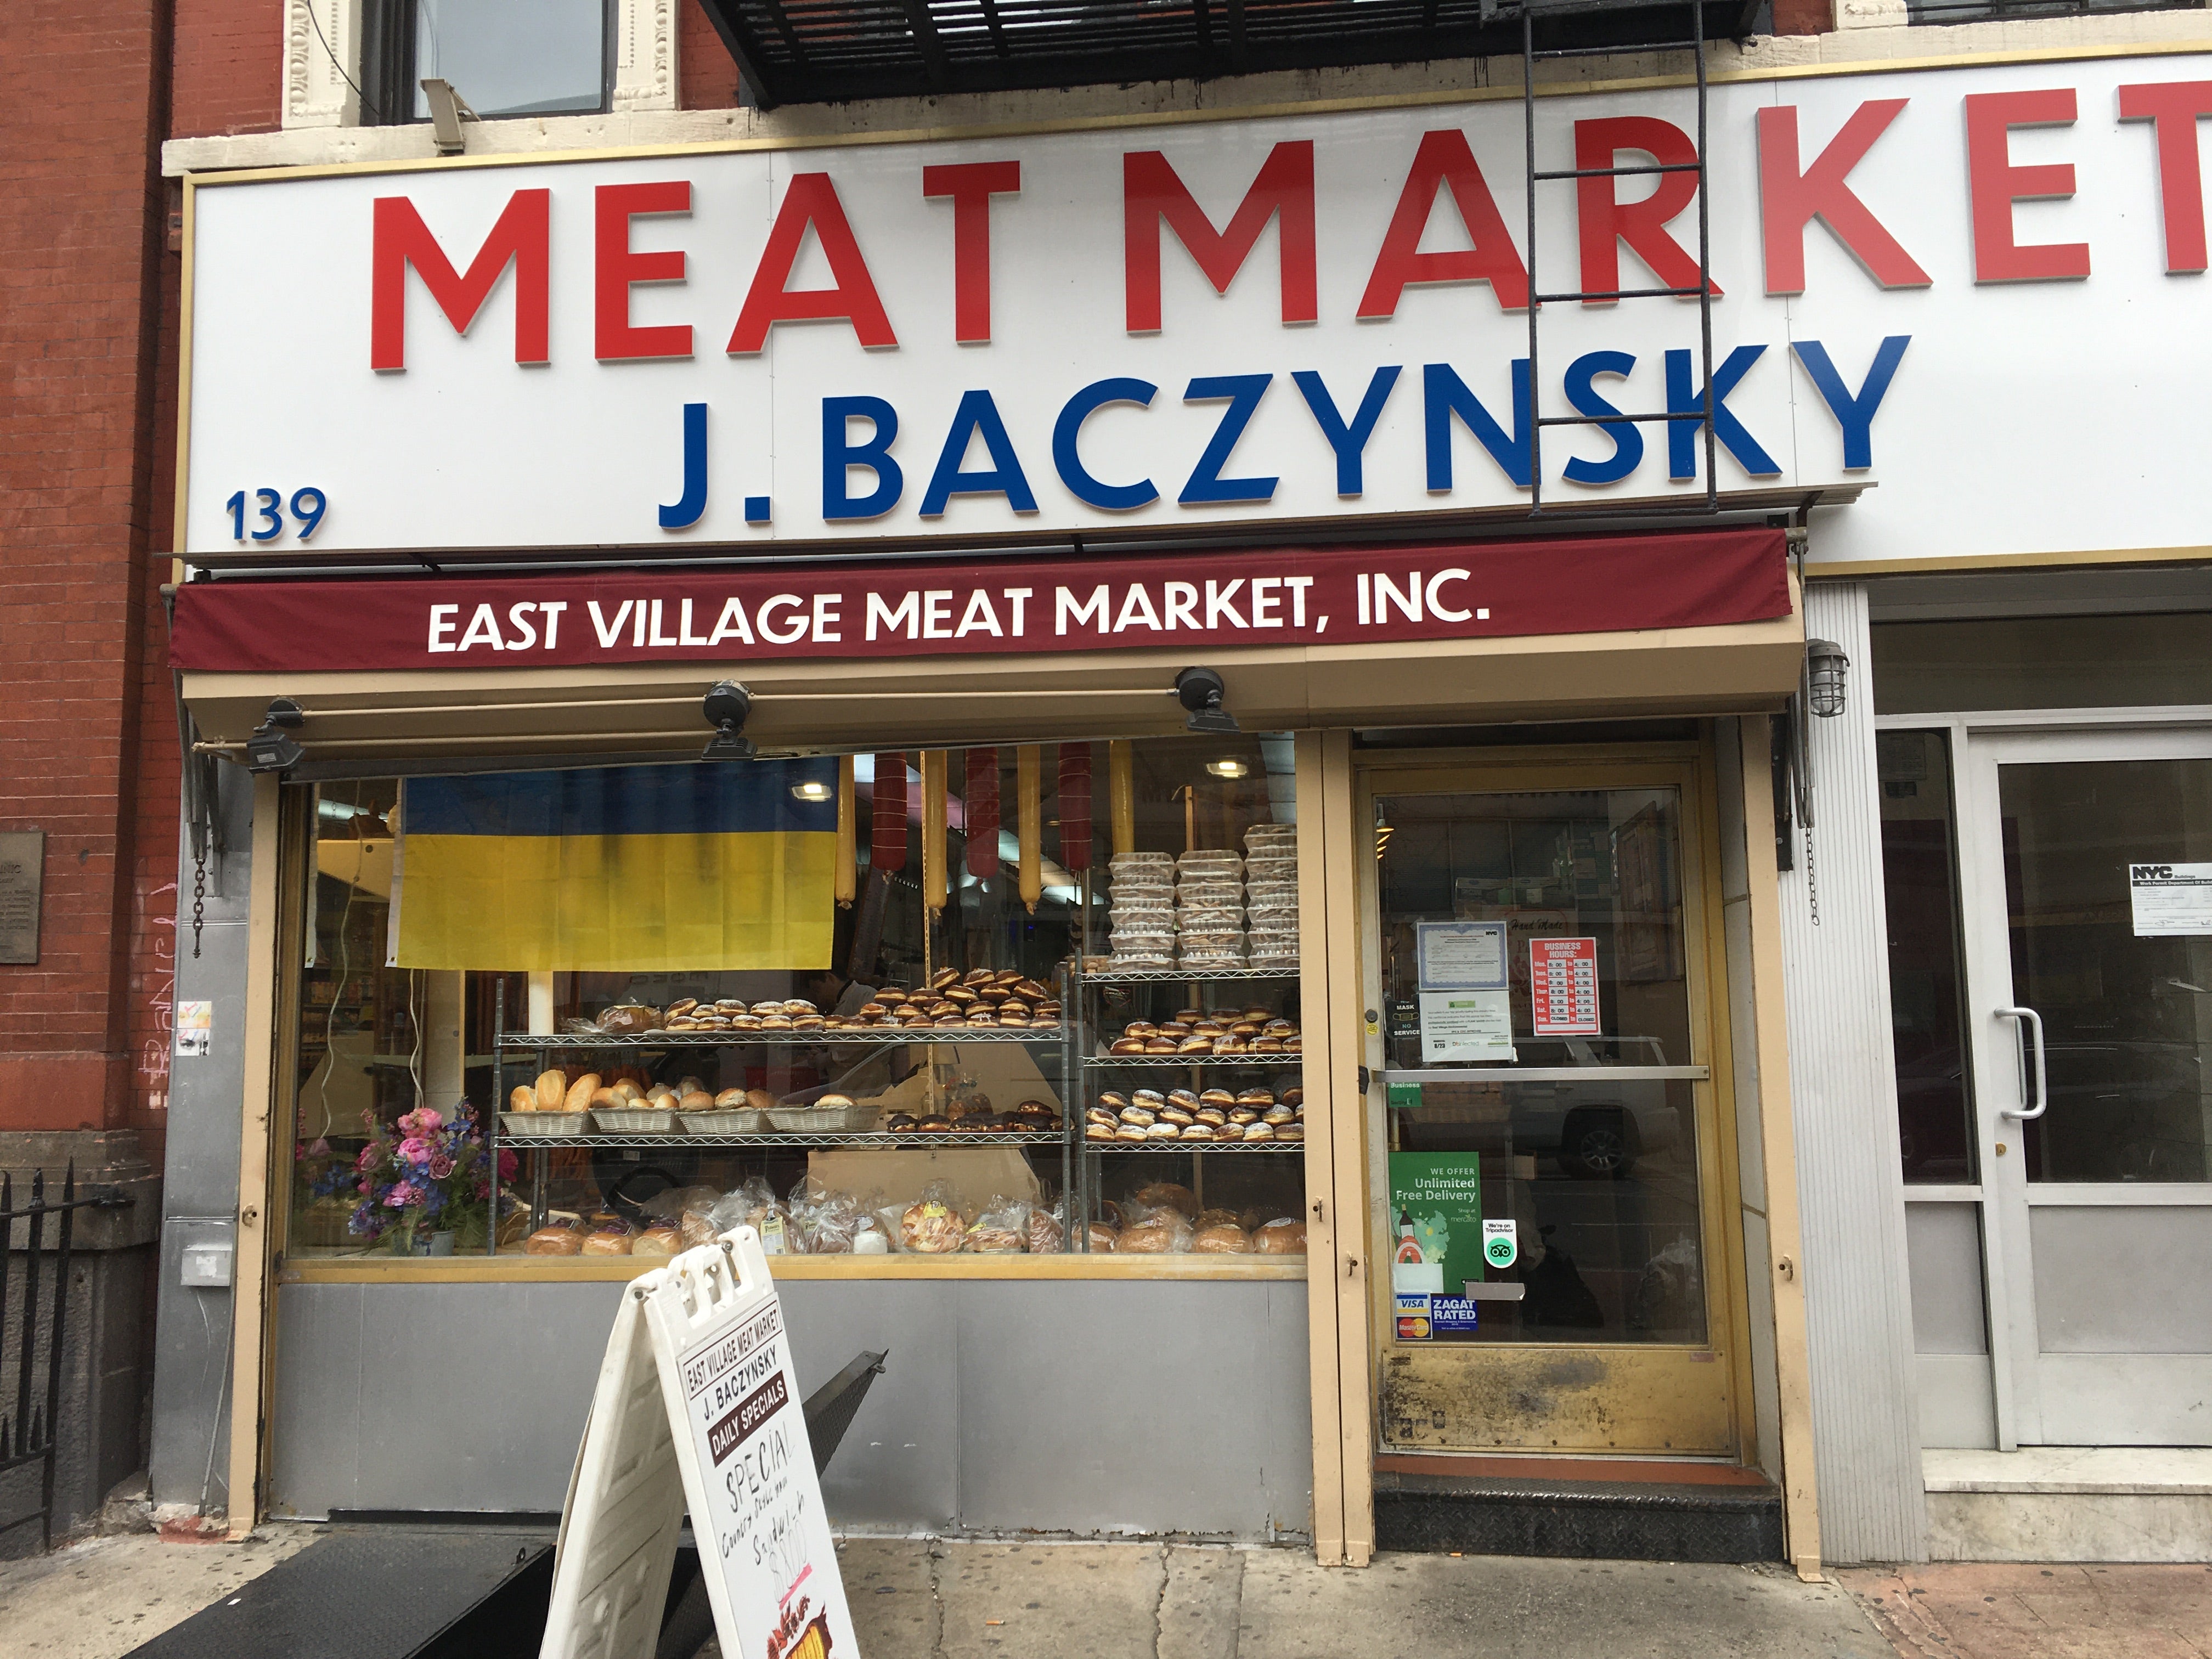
xmin=1482 ymin=1218 xmax=1517 ymax=1269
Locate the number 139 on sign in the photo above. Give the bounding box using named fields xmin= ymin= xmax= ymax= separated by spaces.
xmin=224 ymin=487 xmax=326 ymax=542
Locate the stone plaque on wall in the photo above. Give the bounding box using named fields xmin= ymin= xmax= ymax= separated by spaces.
xmin=0 ymin=831 xmax=44 ymax=964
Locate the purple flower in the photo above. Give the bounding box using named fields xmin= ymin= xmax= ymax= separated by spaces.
xmin=427 ymin=1154 xmax=454 ymax=1180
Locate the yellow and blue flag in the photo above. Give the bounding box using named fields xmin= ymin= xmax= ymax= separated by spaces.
xmin=392 ymin=760 xmax=837 ymax=972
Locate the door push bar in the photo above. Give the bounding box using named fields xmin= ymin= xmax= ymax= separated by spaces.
xmin=1995 ymin=1006 xmax=2047 ymax=1121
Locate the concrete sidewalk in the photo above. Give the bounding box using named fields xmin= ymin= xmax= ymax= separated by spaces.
xmin=3 ymin=1527 xmax=2204 ymax=1659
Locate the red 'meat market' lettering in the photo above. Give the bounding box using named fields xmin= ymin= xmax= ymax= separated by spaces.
xmin=2119 ymin=80 xmax=2212 ymax=274
xmin=370 ymin=189 xmax=550 ymax=371
xmin=1124 ymin=142 xmax=1318 ymax=332
xmin=1756 ymin=100 xmax=1931 ymax=295
xmin=1357 ymin=129 xmax=1530 ymax=317
xmin=1965 ymin=87 xmax=2091 ymax=283
xmin=1575 ymin=116 xmax=1718 ymax=303
xmin=595 ymin=179 xmax=692 ymax=360
xmin=726 ymin=173 xmax=898 ymax=353
xmin=923 ymin=160 xmax=1022 ymax=343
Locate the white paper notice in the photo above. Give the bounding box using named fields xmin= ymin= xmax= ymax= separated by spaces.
xmin=1418 ymin=990 xmax=1516 ymax=1062
xmin=2129 ymin=863 xmax=2212 ymax=936
xmin=1418 ymin=922 xmax=1508 ymax=991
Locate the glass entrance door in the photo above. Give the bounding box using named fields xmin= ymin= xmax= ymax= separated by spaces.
xmin=1358 ymin=751 xmax=1740 ymax=1457
xmin=1960 ymin=729 xmax=2212 ymax=1446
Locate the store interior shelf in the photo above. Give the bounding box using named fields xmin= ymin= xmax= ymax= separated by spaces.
xmin=1081 ymin=1054 xmax=1304 ymax=1068
xmin=499 ymin=1130 xmax=1065 ymax=1150
xmin=1079 ymin=1140 xmax=1305 ymax=1153
xmin=496 ymin=1027 xmax=1063 ymax=1049
xmin=1081 ymin=966 xmax=1301 ymax=984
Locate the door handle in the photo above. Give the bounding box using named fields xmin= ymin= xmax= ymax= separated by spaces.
xmin=1995 ymin=1006 xmax=2047 ymax=1121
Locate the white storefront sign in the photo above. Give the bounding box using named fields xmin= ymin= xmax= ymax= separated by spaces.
xmin=540 ymin=1229 xmax=858 ymax=1659
xmin=182 ymin=53 xmax=2212 ymax=565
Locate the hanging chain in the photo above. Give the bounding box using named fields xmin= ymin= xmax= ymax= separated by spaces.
xmin=1804 ymin=821 xmax=1820 ymax=927
xmin=191 ymin=844 xmax=207 ymax=958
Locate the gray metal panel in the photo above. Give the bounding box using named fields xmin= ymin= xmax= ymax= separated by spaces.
xmin=953 ymin=1281 xmax=1311 ymax=1538
xmin=270 ymin=1282 xmax=625 ymax=1516
xmin=1778 ymin=582 xmax=1928 ymax=1565
xmin=149 ymin=763 xmax=256 ymax=1514
xmin=2030 ymin=1206 xmax=2212 ymax=1355
xmin=268 ymin=1276 xmax=1307 ymax=1538
xmin=1914 ymin=1354 xmax=1997 ymax=1450
xmin=1906 ymin=1204 xmax=1989 ymax=1356
xmin=777 ymin=1279 xmax=960 ymax=1531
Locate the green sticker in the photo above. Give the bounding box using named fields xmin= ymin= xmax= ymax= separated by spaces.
xmin=1481 ymin=1218 xmax=1517 ymax=1269
xmin=1386 ymin=1082 xmax=1424 ymax=1111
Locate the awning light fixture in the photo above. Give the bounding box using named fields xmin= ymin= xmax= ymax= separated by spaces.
xmin=1175 ymin=667 xmax=1238 ymax=734
xmin=244 ymin=699 xmax=306 ymax=773
xmin=701 ymin=681 xmax=757 ymax=760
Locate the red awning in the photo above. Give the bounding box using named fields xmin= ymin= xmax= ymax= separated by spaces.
xmin=170 ymin=530 xmax=1789 ymax=675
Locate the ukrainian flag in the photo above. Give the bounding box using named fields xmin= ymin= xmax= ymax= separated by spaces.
xmin=392 ymin=761 xmax=837 ymax=972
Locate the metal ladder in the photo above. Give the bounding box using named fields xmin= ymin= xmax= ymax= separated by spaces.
xmin=1516 ymin=0 xmax=1720 ymax=516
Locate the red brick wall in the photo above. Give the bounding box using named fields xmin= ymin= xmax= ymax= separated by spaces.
xmin=1771 ymin=0 xmax=1835 ymax=35
xmin=0 ymin=2 xmax=176 ymax=1138
xmin=682 ymin=0 xmax=744 ymax=110
xmin=171 ymin=0 xmax=284 ymax=137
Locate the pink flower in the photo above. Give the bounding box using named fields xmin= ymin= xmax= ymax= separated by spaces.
xmin=398 ymin=1137 xmax=433 ymax=1164
xmin=428 ymin=1154 xmax=454 ymax=1180
xmin=497 ymin=1150 xmax=518 ymax=1182
xmin=416 ymin=1108 xmax=444 ymax=1131
xmin=356 ymin=1147 xmax=377 ymax=1171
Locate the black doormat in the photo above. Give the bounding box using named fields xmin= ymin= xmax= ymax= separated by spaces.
xmin=123 ymin=1526 xmax=556 ymax=1659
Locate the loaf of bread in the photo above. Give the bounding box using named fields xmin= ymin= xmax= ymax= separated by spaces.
xmin=563 ymin=1073 xmax=602 ymax=1112
xmin=523 ymin=1224 xmax=584 ymax=1256
xmin=509 ymin=1084 xmax=537 ymax=1113
xmin=1252 ymin=1219 xmax=1306 ymax=1255
xmin=633 ymin=1226 xmax=682 ymax=1257
xmin=1193 ymin=1224 xmax=1249 ymax=1254
xmin=534 ymin=1069 xmax=568 ymax=1110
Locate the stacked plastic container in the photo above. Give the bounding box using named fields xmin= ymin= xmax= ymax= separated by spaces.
xmin=1105 ymin=851 xmax=1176 ymax=968
xmin=1176 ymin=847 xmax=1247 ymax=970
xmin=1244 ymin=824 xmax=1299 ymax=968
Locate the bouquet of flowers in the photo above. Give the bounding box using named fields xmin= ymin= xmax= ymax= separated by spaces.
xmin=347 ymin=1103 xmax=516 ymax=1253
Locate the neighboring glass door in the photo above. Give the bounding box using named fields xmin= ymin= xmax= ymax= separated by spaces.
xmin=1358 ymin=753 xmax=1740 ymax=1457
xmin=1960 ymin=730 xmax=2212 ymax=1446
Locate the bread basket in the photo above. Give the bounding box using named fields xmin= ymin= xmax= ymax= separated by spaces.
xmin=769 ymin=1100 xmax=877 ymax=1133
xmin=679 ymin=1108 xmax=768 ymax=1137
xmin=499 ymin=1110 xmax=591 ymax=1138
xmin=590 ymin=1105 xmax=679 ymax=1134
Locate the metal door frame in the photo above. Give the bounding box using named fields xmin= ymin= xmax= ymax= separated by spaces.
xmin=1949 ymin=715 xmax=2212 ymax=1448
xmin=1351 ymin=739 xmax=1752 ymax=1459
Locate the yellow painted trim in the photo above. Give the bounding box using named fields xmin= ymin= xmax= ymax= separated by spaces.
xmin=1740 ymin=714 xmax=1821 ymax=1580
xmin=1697 ymin=725 xmax=1761 ymax=1468
xmin=170 ymin=177 xmax=195 ymax=587
xmin=1318 ymin=728 xmax=1376 ymax=1567
xmin=176 ymin=38 xmax=2212 ymax=191
xmin=226 ymin=775 xmax=285 ymax=1536
xmin=1296 ymin=730 xmax=1349 ymax=1567
xmin=1810 ymin=545 xmax=2212 ymax=582
xmin=278 ymin=1253 xmax=1306 ymax=1283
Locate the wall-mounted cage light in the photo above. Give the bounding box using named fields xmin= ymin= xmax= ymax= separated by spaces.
xmin=1807 ymin=639 xmax=1850 ymax=719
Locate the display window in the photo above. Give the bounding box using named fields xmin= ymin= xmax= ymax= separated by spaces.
xmin=283 ymin=734 xmax=1309 ymax=1269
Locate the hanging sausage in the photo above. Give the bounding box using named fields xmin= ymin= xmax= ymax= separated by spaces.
xmin=834 ymin=755 xmax=857 ymax=906
xmin=1017 ymin=745 xmax=1042 ymax=913
xmin=870 ymin=753 xmax=907 ymax=873
xmin=921 ymin=751 xmax=949 ymax=915
xmin=964 ymin=748 xmax=1000 ymax=879
xmin=1108 ymin=740 xmax=1136 ymax=857
xmin=1057 ymin=744 xmax=1093 ymax=874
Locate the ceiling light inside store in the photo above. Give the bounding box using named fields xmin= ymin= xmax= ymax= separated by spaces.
xmin=1206 ymin=759 xmax=1250 ymax=778
xmin=790 ymin=780 xmax=832 ymax=802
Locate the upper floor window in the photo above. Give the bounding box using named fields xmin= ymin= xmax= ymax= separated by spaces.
xmin=1907 ymin=0 xmax=2198 ymax=22
xmin=365 ymin=0 xmax=613 ymax=124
